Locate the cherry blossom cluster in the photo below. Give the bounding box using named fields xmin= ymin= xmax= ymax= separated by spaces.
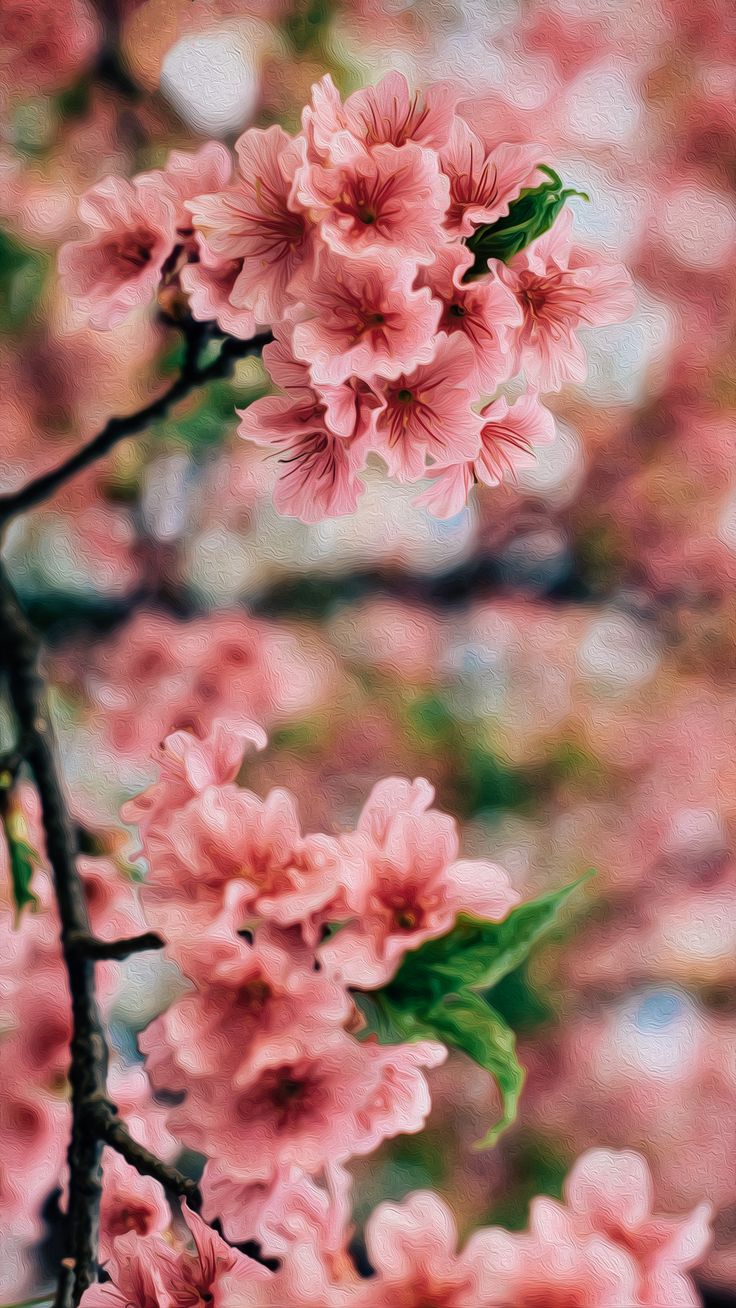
xmin=83 ymin=1149 xmax=710 ymax=1307
xmin=59 ymin=72 xmax=634 ymax=521
xmin=124 ymin=717 xmax=517 ymax=1228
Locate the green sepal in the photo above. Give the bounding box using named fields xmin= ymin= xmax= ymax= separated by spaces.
xmin=465 ymin=166 xmax=589 ymax=274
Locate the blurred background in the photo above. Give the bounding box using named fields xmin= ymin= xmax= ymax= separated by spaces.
xmin=1 ymin=0 xmax=736 ymax=1302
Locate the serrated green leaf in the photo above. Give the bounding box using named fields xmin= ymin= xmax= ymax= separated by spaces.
xmin=428 ymin=993 xmax=525 ymax=1146
xmin=465 ymin=166 xmax=589 ymax=274
xmin=385 ymin=873 xmax=591 ymax=1005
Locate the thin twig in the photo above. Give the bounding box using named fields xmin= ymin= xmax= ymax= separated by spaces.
xmin=94 ymin=1110 xmax=202 ymax=1208
xmin=0 ymin=331 xmax=272 ymax=524
xmin=67 ymin=930 xmax=165 ymax=960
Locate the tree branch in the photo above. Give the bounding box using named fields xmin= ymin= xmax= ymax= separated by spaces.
xmin=94 ymin=1110 xmax=202 ymax=1208
xmin=0 ymin=330 xmax=272 ymax=524
xmin=0 ymin=561 xmax=108 ymax=1306
xmin=0 ymin=327 xmax=273 ymax=1303
xmin=67 ymin=930 xmax=165 ymax=960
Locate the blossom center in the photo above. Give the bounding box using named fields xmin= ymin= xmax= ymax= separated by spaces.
xmin=104 ymin=227 xmax=157 ymax=274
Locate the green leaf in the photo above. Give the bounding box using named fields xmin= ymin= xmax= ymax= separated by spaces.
xmin=352 ymin=875 xmax=591 ymax=1149
xmin=465 ymin=166 xmax=589 ymax=274
xmin=0 ymin=229 xmax=49 ymax=334
xmin=428 ymin=993 xmax=525 ymax=1147
xmin=385 ymin=873 xmax=591 ymax=1006
xmin=353 ymin=989 xmax=435 ymax=1045
xmin=2 ymin=807 xmax=40 ymax=921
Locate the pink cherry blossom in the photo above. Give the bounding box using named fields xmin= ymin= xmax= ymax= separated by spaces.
xmin=302 ymin=72 xmax=457 ymax=166
xmin=140 ymin=931 xmax=351 ymax=1093
xmin=440 ymin=118 xmax=542 ymax=238
xmin=187 ymin=125 xmax=312 ymax=322
xmin=238 ymin=335 xmax=366 ymax=522
xmin=296 ymin=140 xmax=449 ymax=265
xmin=156 ymin=142 xmax=232 ymax=235
xmin=356 ymin=776 xmax=436 ymax=844
xmin=417 ymin=244 xmax=522 ymax=387
xmin=181 ymin=242 xmax=256 ymax=338
xmin=153 ymin=1027 xmax=444 ymax=1186
xmin=369 ymin=334 xmax=482 ymax=482
xmin=321 ymin=777 xmax=518 ymax=987
xmin=123 ymin=718 xmax=266 ymax=839
xmin=290 ymin=251 xmax=440 ymax=385
xmin=175 ymin=1205 xmax=268 ymax=1306
xmin=81 ymin=1217 xmax=266 ymax=1308
xmin=471 ymin=1204 xmax=643 ymax=1308
xmin=201 ymin=1161 xmax=353 ymax=1257
xmin=565 ymin=1149 xmax=712 ymax=1307
xmin=301 ymin=74 xmax=350 ymax=163
xmin=417 ymin=393 xmax=557 ymax=518
xmin=58 ymin=175 xmax=177 ymax=328
xmin=498 ymin=208 xmax=636 ymax=390
xmin=135 ymin=753 xmax=351 ymax=948
xmin=342 ymin=72 xmax=459 ymax=151
xmin=80 ymin=1231 xmax=171 ymax=1308
xmin=356 ymin=1190 xmax=494 ymax=1307
xmin=317 ymin=376 xmax=385 ymax=449
xmin=98 ymin=1151 xmax=169 ymax=1261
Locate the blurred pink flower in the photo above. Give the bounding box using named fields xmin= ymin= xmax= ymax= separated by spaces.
xmin=0 ymin=1077 xmax=67 ymax=1243
xmin=565 ymin=1149 xmax=712 ymax=1307
xmin=155 ymin=1027 xmax=444 ymax=1185
xmin=473 ymin=1206 xmax=642 ymax=1307
xmin=440 ymin=119 xmax=542 ymax=238
xmin=59 ymin=175 xmax=177 ymax=328
xmin=0 ymin=0 xmax=100 ymax=99
xmin=98 ymin=1151 xmax=169 ymax=1261
xmin=290 ymin=251 xmax=440 ymax=385
xmin=417 ymin=244 xmax=521 ymax=387
xmin=370 ymin=335 xmax=482 ymax=482
xmin=187 ymin=125 xmax=312 ymax=322
xmin=296 ymin=141 xmax=449 ymax=265
xmin=356 ymin=1190 xmax=495 ymax=1307
xmin=219 ymin=1237 xmax=355 ymax=1308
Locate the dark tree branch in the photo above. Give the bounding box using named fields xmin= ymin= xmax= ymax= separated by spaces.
xmin=0 ymin=561 xmax=108 ymax=1306
xmin=94 ymin=1110 xmax=202 ymax=1208
xmin=0 ymin=331 xmax=273 ymax=524
xmin=67 ymin=930 xmax=165 ymax=961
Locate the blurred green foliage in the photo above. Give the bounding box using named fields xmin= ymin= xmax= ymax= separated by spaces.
xmin=0 ymin=230 xmax=49 ymax=335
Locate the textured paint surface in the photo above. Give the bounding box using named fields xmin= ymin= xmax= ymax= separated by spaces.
xmin=1 ymin=1 xmax=735 ymax=1304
